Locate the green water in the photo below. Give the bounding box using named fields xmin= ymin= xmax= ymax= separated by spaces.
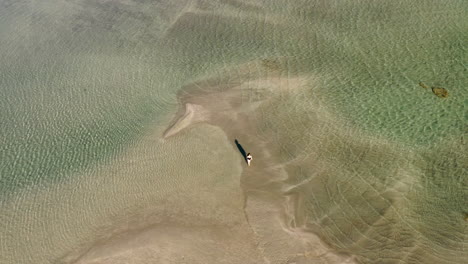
xmin=0 ymin=0 xmax=466 ymax=263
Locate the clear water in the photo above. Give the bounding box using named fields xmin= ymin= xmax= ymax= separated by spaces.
xmin=0 ymin=0 xmax=466 ymax=263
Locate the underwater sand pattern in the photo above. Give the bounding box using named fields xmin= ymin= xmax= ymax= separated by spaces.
xmin=0 ymin=0 xmax=466 ymax=263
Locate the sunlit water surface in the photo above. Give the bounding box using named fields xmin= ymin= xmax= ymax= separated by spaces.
xmin=0 ymin=0 xmax=466 ymax=263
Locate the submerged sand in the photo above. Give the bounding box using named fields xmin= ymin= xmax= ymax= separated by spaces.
xmin=55 ymin=65 xmax=358 ymax=264
xmin=1 ymin=57 xmax=462 ymax=264
xmin=57 ymin=60 xmax=467 ymax=264
xmin=1 ymin=0 xmax=466 ymax=263
xmin=57 ymin=60 xmax=466 ymax=263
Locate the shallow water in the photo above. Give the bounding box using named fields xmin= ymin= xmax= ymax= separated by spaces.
xmin=0 ymin=0 xmax=466 ymax=263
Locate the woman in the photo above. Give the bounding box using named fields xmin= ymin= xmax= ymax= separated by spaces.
xmin=246 ymin=153 xmax=252 ymax=166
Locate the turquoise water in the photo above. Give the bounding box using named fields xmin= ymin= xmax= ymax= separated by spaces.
xmin=0 ymin=0 xmax=466 ymax=263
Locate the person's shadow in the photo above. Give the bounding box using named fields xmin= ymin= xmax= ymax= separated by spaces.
xmin=234 ymin=139 xmax=248 ymax=164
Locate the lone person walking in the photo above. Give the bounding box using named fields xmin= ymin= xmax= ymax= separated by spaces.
xmin=246 ymin=153 xmax=252 ymax=166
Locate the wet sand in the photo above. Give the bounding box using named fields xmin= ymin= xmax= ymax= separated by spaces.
xmin=61 ymin=58 xmax=468 ymax=263
xmin=61 ymin=63 xmax=359 ymax=264
xmin=153 ymin=61 xmax=468 ymax=263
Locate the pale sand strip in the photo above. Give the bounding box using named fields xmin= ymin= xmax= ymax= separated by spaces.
xmin=163 ymin=103 xmax=209 ymax=138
